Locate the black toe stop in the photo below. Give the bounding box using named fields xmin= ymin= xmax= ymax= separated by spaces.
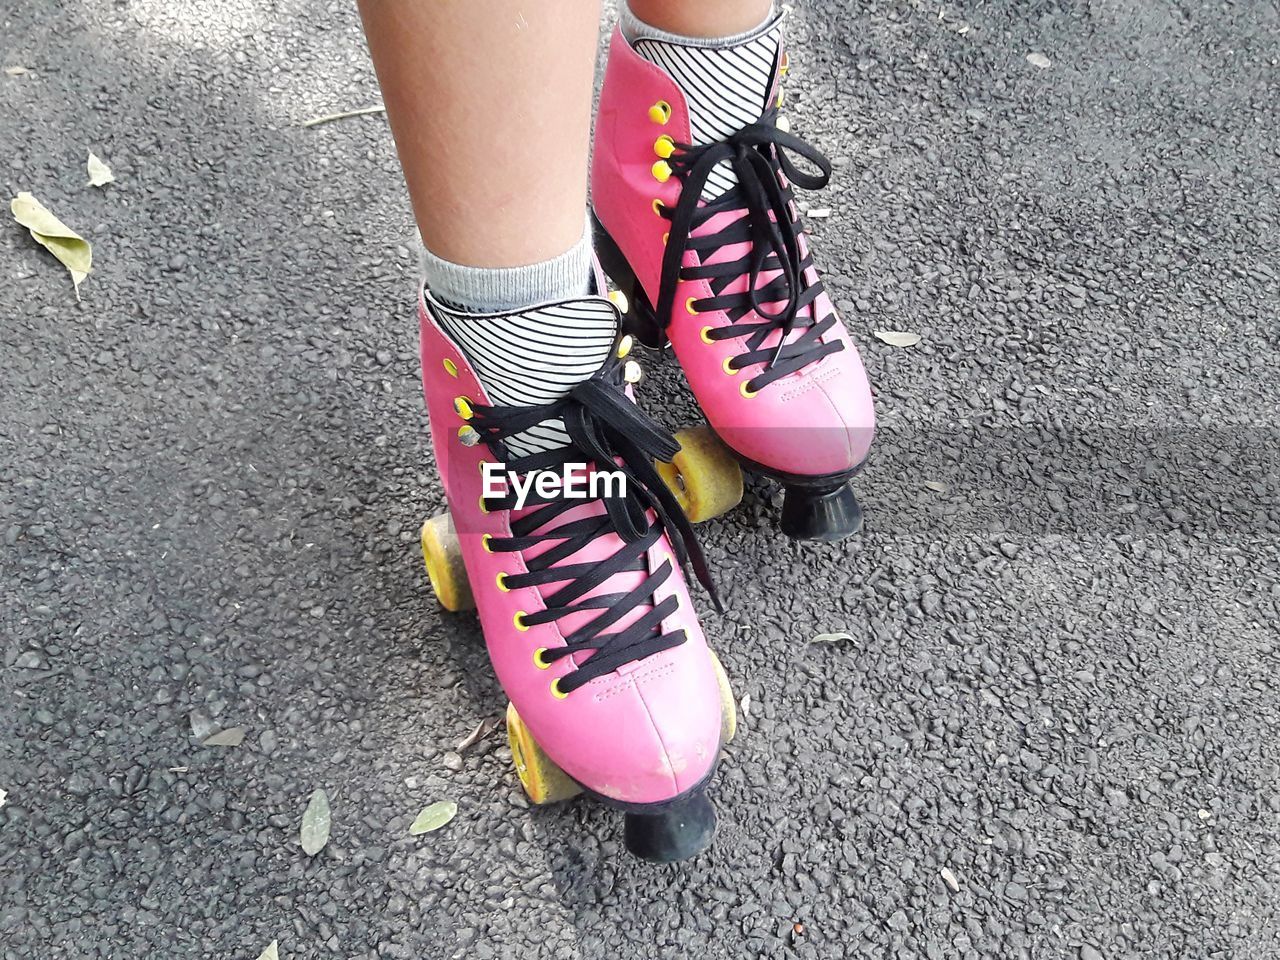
xmin=780 ymin=481 xmax=863 ymax=541
xmin=623 ymin=792 xmax=717 ymax=863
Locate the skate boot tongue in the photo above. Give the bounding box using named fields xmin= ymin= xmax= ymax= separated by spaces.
xmin=454 ymin=331 xmax=723 ymax=692
xmin=428 ymin=294 xmax=619 ymax=458
xmin=632 ymin=11 xmax=785 ymax=202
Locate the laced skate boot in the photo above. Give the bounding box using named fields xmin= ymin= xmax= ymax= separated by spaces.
xmin=591 ymin=14 xmax=875 ymax=540
xmin=416 ymin=275 xmax=737 ymax=861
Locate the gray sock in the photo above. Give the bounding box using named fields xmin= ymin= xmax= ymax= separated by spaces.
xmin=419 ymin=215 xmax=594 ymax=314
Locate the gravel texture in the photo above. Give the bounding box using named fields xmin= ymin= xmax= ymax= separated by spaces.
xmin=3 ymin=1 xmax=1279 ymax=958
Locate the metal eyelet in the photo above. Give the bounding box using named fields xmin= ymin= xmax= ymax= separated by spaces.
xmin=651 ymin=160 xmax=672 ymax=183
xmin=513 ymin=611 xmax=529 ymax=631
xmin=496 ymin=572 xmax=510 ymax=592
xmin=443 ymin=358 xmax=458 ymax=377
xmin=740 ymin=381 xmax=759 ymax=398
xmin=651 ymin=198 xmax=665 ymax=217
xmin=533 ymin=647 xmax=551 ymax=669
xmin=654 ymin=135 xmax=676 ymax=159
xmin=453 ymin=396 xmax=473 ymax=419
xmin=685 ymin=297 xmax=699 ymax=315
xmin=648 ymin=100 xmax=672 ymax=125
xmin=617 ymin=334 xmax=634 ymax=359
xmin=550 ymin=677 xmax=569 ymax=700
xmin=722 ymin=357 xmax=738 ymax=375
xmin=700 ymin=326 xmax=716 ymax=344
xmin=481 ymin=534 xmax=494 ymax=553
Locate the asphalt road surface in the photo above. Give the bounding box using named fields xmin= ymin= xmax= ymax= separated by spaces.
xmin=2 ymin=1 xmax=1278 ymax=958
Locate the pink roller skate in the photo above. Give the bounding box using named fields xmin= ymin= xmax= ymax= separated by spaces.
xmin=416 ymin=277 xmax=737 ymax=861
xmin=591 ymin=19 xmax=875 ymax=540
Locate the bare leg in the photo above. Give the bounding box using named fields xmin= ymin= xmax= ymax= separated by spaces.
xmin=625 ymin=0 xmax=773 ymax=38
xmin=357 ymin=0 xmax=600 ymax=269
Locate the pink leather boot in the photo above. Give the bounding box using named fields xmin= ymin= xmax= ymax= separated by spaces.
xmin=591 ymin=26 xmax=875 ymax=540
xmin=417 ymin=280 xmax=737 ymax=861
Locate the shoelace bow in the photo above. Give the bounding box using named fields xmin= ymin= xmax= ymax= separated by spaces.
xmin=467 ymin=355 xmax=721 ymax=694
xmin=656 ymin=106 xmax=845 ymax=392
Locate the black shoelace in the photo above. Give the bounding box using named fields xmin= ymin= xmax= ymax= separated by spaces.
xmin=466 ymin=353 xmax=720 ymax=695
xmin=655 ymin=106 xmax=845 ymax=393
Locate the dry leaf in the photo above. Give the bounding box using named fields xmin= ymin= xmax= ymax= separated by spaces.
xmin=410 ymin=800 xmax=457 ymax=835
xmin=456 ymin=716 xmax=500 ymax=753
xmin=812 ymin=632 xmax=855 ymax=644
xmin=740 ymin=694 xmax=752 ymax=719
xmin=941 ymin=866 xmax=961 ymax=892
xmin=86 ymin=151 xmax=115 ymax=187
xmin=923 ymin=480 xmax=948 ymax=493
xmin=256 ymin=940 xmax=279 ymax=960
xmin=873 ymin=330 xmax=922 ymax=347
xmin=1027 ymin=53 xmax=1051 ymax=69
xmin=4 ymin=66 xmax=30 ymax=76
xmin=300 ymin=789 xmax=331 ymax=856
xmin=202 ymin=726 xmax=245 ymax=747
xmin=10 ymin=192 xmax=91 ymax=297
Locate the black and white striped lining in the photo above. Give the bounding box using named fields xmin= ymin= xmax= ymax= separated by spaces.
xmin=634 ymin=14 xmax=784 ymax=201
xmin=429 ymin=295 xmax=619 ymax=459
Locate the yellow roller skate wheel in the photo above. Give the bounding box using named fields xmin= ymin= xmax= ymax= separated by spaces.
xmin=420 ymin=514 xmax=474 ymax=612
xmin=655 ymin=426 xmax=745 ymax=523
xmin=505 ymin=703 xmax=582 ymax=804
xmin=710 ymin=649 xmax=737 ymax=744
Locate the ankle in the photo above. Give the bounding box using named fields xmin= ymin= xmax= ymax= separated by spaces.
xmin=420 ymin=215 xmax=594 ymax=315
xmin=621 ymin=2 xmax=775 ymax=42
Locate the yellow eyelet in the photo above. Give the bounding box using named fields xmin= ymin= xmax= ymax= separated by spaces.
xmin=481 ymin=533 xmax=494 ymax=553
xmin=685 ymin=297 xmax=699 ymax=315
xmin=453 ymin=396 xmax=473 ymax=419
xmin=608 ymin=289 xmax=629 ymax=314
xmin=514 ymin=611 xmax=529 ymax=631
xmin=550 ymin=677 xmax=569 ymax=700
xmin=651 ymin=198 xmax=665 ymax=217
xmin=740 ymin=381 xmax=759 ymax=398
xmin=458 ymin=425 xmax=480 ymax=447
xmin=654 ymin=135 xmax=676 ymax=159
xmin=651 ymin=160 xmax=672 ymax=183
xmin=624 ymin=359 xmax=643 ymax=384
xmin=722 ymin=357 xmax=738 ymax=375
xmin=478 ymin=495 xmax=490 ymax=515
xmin=699 ymin=326 xmax=715 ymax=345
xmin=533 ymin=647 xmax=551 ymax=669
xmin=648 ymin=100 xmax=672 ymax=125
xmin=496 ymin=572 xmax=511 ymax=592
xmin=617 ymin=334 xmax=634 ymax=359
xmin=776 ymin=115 xmax=791 ymax=133
xmin=780 ymin=52 xmax=790 ymax=75
xmin=442 ymin=358 xmax=458 ymax=377
xmin=662 ymin=232 xmax=669 ymax=246
xmin=776 ymin=89 xmax=785 ymax=108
